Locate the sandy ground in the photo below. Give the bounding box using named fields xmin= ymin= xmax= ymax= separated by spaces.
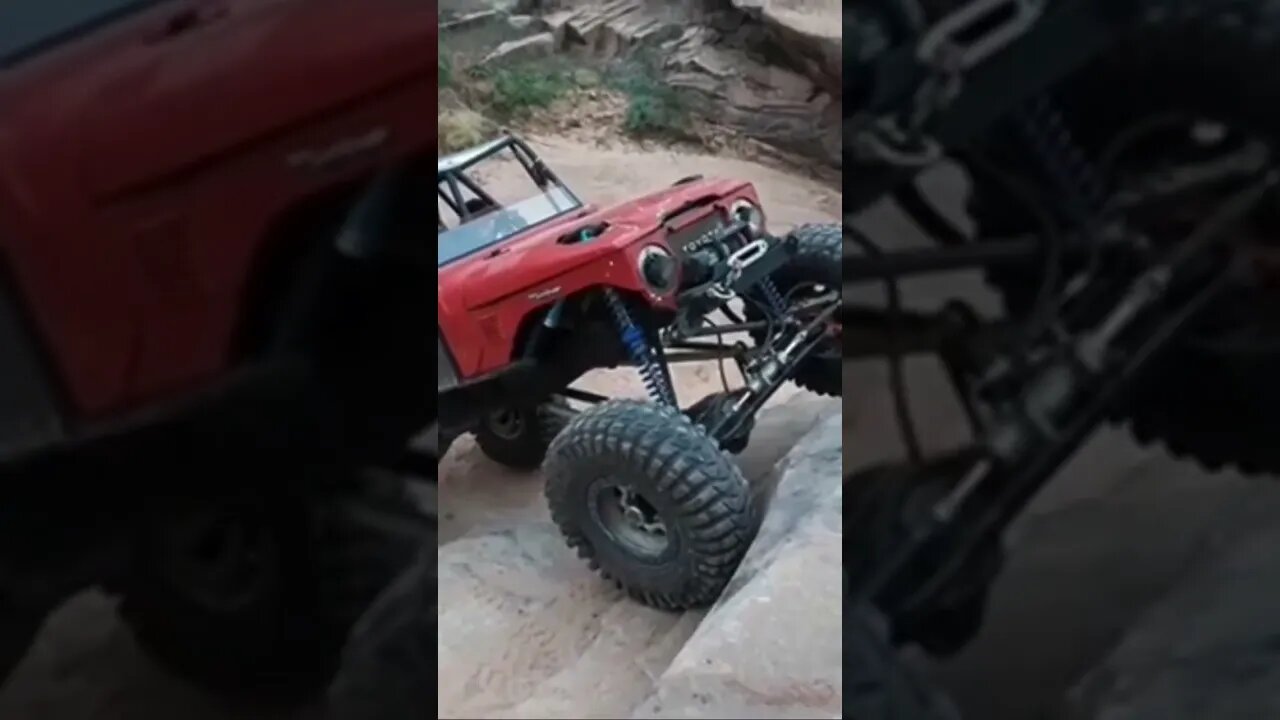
xmin=437 ymin=390 xmax=840 ymax=718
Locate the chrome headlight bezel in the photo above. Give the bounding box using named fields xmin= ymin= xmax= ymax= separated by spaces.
xmin=637 ymin=244 xmax=678 ymax=294
xmin=729 ymin=199 xmax=766 ymax=235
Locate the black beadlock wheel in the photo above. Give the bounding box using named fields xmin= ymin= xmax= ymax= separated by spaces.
xmin=963 ymin=0 xmax=1280 ymax=477
xmin=119 ymin=467 xmax=420 ymax=704
xmin=748 ymin=223 xmax=843 ymax=397
xmin=474 ymin=397 xmax=572 ymax=471
xmin=544 ymin=400 xmax=756 ymax=610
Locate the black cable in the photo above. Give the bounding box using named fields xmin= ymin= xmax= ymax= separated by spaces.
xmin=960 ymin=149 xmax=1065 ymax=352
xmin=710 ymin=313 xmax=733 ymax=394
xmin=844 ymin=222 xmax=924 ymax=464
xmin=743 ymin=292 xmax=778 ymax=347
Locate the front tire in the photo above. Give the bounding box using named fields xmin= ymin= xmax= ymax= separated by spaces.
xmin=749 ymin=223 xmax=842 ymax=397
xmin=544 ymin=400 xmax=756 ymax=610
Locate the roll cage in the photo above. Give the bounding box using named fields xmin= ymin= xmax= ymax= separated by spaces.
xmin=436 ymin=135 xmax=584 ymax=267
xmin=436 ymin=135 xmax=580 ymax=226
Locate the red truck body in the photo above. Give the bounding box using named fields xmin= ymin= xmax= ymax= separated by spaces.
xmin=438 ymin=177 xmax=760 ymax=380
xmin=0 ymin=0 xmax=435 ymax=421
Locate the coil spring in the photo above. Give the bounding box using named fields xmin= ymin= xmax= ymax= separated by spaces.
xmin=759 ymin=276 xmax=787 ymax=315
xmin=1017 ymin=96 xmax=1109 ymax=223
xmin=604 ymin=290 xmax=676 ymax=405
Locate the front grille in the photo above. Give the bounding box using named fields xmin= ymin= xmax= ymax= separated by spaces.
xmin=438 ymin=331 xmax=460 ymax=392
xmin=665 ymin=211 xmax=726 ymax=261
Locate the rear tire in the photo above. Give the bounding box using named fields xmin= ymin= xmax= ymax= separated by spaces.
xmin=544 ymin=400 xmax=756 ymax=610
xmin=474 ymin=398 xmax=572 ymax=471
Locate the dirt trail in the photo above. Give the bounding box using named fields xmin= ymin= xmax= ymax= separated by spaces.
xmin=437 ymin=139 xmax=841 ymax=718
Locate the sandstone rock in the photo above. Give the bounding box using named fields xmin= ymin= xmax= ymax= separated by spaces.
xmin=506 ymin=14 xmax=538 ymax=31
xmin=481 ymin=32 xmax=557 ymax=66
xmin=543 ymin=0 xmax=687 ymax=59
xmin=440 ymin=9 xmax=503 ymax=34
xmin=1067 ymin=521 xmax=1280 ymax=720
xmin=436 ymin=522 xmax=698 ymax=719
xmin=503 ymin=0 xmax=842 ymax=167
xmin=730 ymin=0 xmax=841 ymax=93
xmin=436 ymin=396 xmax=842 ymax=718
xmin=630 ymin=410 xmax=843 ymax=719
xmin=662 ymin=27 xmax=840 ymax=168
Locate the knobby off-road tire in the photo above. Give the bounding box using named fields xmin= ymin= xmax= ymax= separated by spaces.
xmin=749 ymin=223 xmax=842 ymax=397
xmin=964 ymin=0 xmax=1280 ymax=477
xmin=544 ymin=400 xmax=757 ymax=610
xmin=119 ymin=468 xmax=420 ymax=704
xmin=474 ymin=397 xmax=573 ymax=471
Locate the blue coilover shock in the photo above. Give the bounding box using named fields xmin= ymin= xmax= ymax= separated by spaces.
xmin=603 ymin=289 xmax=677 ymax=405
xmin=1017 ymin=95 xmax=1109 ymax=223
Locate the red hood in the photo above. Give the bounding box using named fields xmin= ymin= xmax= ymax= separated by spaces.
xmin=442 ymin=177 xmax=759 ymax=309
xmin=586 ymin=177 xmax=750 ymax=224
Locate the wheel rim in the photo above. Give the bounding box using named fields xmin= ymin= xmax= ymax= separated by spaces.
xmin=165 ymin=503 xmax=276 ymax=613
xmin=487 ymin=408 xmax=526 ymax=440
xmin=589 ymin=479 xmax=671 ymax=560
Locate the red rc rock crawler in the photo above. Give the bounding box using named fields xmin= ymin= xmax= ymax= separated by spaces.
xmin=437 ymin=135 xmax=842 ymax=609
xmin=0 ymin=0 xmax=436 ymax=703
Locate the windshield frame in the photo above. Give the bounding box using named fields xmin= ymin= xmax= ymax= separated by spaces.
xmin=437 ymin=135 xmax=584 ymax=267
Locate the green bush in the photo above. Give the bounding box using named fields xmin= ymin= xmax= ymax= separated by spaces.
xmin=481 ymin=64 xmax=572 ymax=118
xmin=607 ymin=54 xmax=689 ymax=138
xmin=439 ymin=53 xmax=453 ymax=88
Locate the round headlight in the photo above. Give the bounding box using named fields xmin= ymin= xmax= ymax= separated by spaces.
xmin=730 ymin=199 xmax=766 ymax=234
xmin=638 ymin=245 xmax=677 ymax=293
